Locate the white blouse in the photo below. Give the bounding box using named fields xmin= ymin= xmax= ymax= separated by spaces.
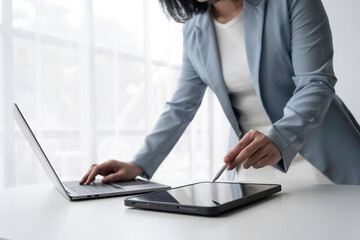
xmin=213 ymin=12 xmax=271 ymax=133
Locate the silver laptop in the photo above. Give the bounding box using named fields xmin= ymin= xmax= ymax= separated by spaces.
xmin=13 ymin=103 xmax=170 ymax=201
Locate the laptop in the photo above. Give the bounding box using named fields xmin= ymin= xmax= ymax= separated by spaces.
xmin=13 ymin=103 xmax=170 ymax=201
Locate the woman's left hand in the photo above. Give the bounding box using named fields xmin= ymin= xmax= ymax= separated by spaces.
xmin=224 ymin=130 xmax=282 ymax=170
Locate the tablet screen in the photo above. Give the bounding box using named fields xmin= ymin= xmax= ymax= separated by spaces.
xmin=129 ymin=182 xmax=277 ymax=207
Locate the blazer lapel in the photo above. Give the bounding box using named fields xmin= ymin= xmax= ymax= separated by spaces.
xmin=244 ymin=0 xmax=266 ymax=98
xmin=195 ymin=9 xmax=241 ymax=136
xmin=193 ymin=0 xmax=267 ymax=136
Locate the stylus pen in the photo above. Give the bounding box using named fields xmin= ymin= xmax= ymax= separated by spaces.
xmin=211 ymin=162 xmax=229 ymax=183
xmin=211 ymin=129 xmax=253 ymax=183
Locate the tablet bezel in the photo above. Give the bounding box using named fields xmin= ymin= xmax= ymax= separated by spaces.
xmin=124 ymin=181 xmax=281 ymax=216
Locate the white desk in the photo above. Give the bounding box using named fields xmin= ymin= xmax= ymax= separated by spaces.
xmin=0 ymin=182 xmax=359 ymax=240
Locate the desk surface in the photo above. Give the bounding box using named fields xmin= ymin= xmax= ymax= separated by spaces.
xmin=0 ymin=182 xmax=359 ymax=240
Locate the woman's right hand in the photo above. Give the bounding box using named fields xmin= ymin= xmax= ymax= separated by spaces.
xmin=79 ymin=160 xmax=144 ymax=185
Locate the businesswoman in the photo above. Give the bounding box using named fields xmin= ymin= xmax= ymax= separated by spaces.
xmin=81 ymin=0 xmax=360 ymax=185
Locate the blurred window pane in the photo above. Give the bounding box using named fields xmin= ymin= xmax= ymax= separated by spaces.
xmin=95 ymin=53 xmax=115 ymax=128
xmin=13 ymin=39 xmax=37 ymax=114
xmin=149 ymin=1 xmax=182 ymax=65
xmin=0 ymin=37 xmax=3 ymax=130
xmin=0 ymin=0 xmax=2 ymax=24
xmin=13 ymin=0 xmax=36 ymax=31
xmin=148 ymin=65 xmax=179 ymax=124
xmin=93 ymin=0 xmax=144 ymax=56
xmin=13 ymin=0 xmax=83 ymax=40
xmin=41 ymin=43 xmax=81 ymax=129
xmin=97 ymin=135 xmax=144 ymax=163
xmin=14 ymin=137 xmax=47 ymax=186
xmin=0 ymin=138 xmax=3 ymax=188
xmin=13 ymin=39 xmax=82 ymax=129
xmin=115 ymin=58 xmax=146 ymax=129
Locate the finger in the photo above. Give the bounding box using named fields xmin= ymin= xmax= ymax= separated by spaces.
xmin=85 ymin=165 xmax=102 ymax=185
xmin=243 ymin=145 xmax=269 ymax=169
xmin=253 ymin=155 xmax=272 ymax=169
xmin=254 ymin=151 xmax=282 ymax=168
xmin=228 ymin=140 xmax=261 ymax=170
xmin=101 ymin=171 xmax=125 ymax=184
xmin=232 ymin=131 xmax=270 ymax=169
xmin=79 ymin=164 xmax=97 ymax=185
xmin=82 ymin=160 xmax=119 ymax=184
xmin=96 ymin=160 xmax=118 ymax=176
xmin=224 ymin=130 xmax=255 ymax=163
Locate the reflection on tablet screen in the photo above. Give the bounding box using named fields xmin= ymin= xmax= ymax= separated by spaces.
xmin=132 ymin=182 xmax=246 ymax=207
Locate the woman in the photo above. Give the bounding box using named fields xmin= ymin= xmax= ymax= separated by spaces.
xmin=80 ymin=0 xmax=360 ymax=185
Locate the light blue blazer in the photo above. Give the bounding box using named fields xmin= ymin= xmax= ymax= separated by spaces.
xmin=132 ymin=0 xmax=360 ymax=184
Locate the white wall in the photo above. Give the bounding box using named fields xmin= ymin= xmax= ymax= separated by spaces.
xmin=322 ymin=0 xmax=360 ymax=121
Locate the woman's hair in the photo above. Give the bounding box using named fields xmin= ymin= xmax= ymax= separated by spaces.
xmin=159 ymin=0 xmax=209 ymax=23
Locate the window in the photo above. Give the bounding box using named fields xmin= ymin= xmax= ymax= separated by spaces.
xmin=0 ymin=0 xmax=229 ymax=189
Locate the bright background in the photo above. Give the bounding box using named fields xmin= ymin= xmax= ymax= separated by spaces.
xmin=1 ymin=0 xmax=359 ymax=188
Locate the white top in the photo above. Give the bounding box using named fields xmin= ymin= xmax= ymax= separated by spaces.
xmin=213 ymin=12 xmax=272 ymax=133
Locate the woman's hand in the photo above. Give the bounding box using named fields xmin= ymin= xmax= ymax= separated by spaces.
xmin=224 ymin=130 xmax=282 ymax=170
xmin=79 ymin=160 xmax=144 ymax=185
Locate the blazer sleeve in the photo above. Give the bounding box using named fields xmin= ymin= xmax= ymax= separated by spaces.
xmin=264 ymin=0 xmax=337 ymax=172
xmin=131 ymin=39 xmax=207 ymax=179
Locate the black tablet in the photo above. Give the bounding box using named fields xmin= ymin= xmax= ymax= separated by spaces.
xmin=124 ymin=181 xmax=281 ymax=216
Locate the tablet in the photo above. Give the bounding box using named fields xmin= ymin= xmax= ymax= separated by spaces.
xmin=124 ymin=181 xmax=281 ymax=216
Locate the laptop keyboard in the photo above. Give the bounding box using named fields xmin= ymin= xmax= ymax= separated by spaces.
xmin=64 ymin=181 xmax=121 ymax=195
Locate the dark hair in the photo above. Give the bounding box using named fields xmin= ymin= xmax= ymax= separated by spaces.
xmin=159 ymin=0 xmax=209 ymax=23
